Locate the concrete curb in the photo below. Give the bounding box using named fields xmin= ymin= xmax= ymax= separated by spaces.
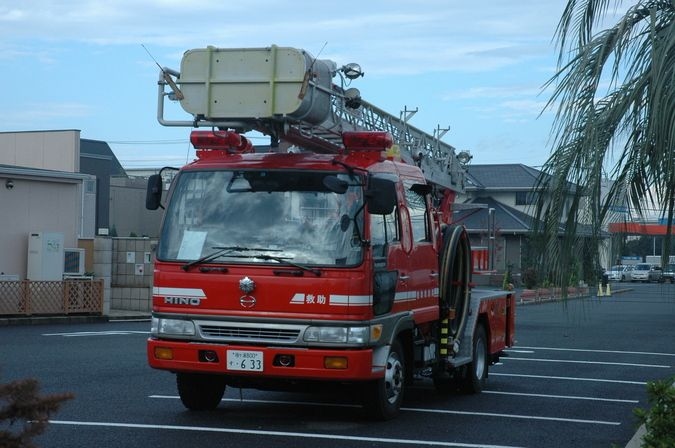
xmin=0 ymin=310 xmax=151 ymax=326
xmin=624 ymin=424 xmax=646 ymax=448
xmin=0 ymin=314 xmax=109 ymax=326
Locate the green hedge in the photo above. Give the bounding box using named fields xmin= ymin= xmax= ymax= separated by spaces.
xmin=634 ymin=376 xmax=675 ymax=447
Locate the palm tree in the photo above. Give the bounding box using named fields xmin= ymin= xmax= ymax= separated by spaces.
xmin=535 ymin=0 xmax=675 ymax=284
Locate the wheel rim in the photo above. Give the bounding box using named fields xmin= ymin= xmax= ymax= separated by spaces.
xmin=384 ymin=351 xmax=404 ymax=404
xmin=474 ymin=337 xmax=487 ymax=379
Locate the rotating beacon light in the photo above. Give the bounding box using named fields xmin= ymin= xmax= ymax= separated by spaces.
xmin=342 ymin=131 xmax=393 ymax=151
xmin=190 ymin=130 xmax=253 ymax=154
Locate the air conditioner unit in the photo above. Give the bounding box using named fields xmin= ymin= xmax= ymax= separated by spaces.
xmin=64 ymin=248 xmax=86 ymax=276
xmin=27 ymin=232 xmax=64 ymax=281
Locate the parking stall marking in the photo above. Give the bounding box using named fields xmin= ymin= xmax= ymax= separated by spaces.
xmin=402 ymin=407 xmax=619 ymax=425
xmin=503 ymin=357 xmax=670 ymax=369
xmin=42 ymin=330 xmax=149 ymax=337
xmin=483 ymin=390 xmax=639 ymax=404
xmin=510 ymin=346 xmax=675 ymax=357
xmin=491 ymin=372 xmax=647 ymax=385
xmin=49 ymin=419 xmax=528 ymax=448
xmin=149 ymin=395 xmax=621 ymax=426
xmin=150 ymin=394 xmax=362 ymax=409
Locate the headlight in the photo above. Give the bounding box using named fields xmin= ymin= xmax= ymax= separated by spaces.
xmin=151 ymin=317 xmax=195 ymax=336
xmin=303 ymin=324 xmax=381 ymax=344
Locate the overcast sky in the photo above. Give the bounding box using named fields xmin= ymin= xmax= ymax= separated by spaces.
xmin=1 ymin=0 xmax=591 ymax=169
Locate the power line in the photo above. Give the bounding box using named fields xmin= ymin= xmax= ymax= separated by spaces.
xmin=107 ymin=139 xmax=187 ymax=145
xmin=107 ymin=135 xmax=270 ymax=145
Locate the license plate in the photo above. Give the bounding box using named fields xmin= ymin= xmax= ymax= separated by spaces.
xmin=226 ymin=350 xmax=263 ymax=371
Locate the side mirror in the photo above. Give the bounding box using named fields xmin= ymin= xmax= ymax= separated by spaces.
xmin=323 ymin=175 xmax=349 ymax=194
xmin=146 ymin=174 xmax=163 ymax=210
xmin=366 ymin=176 xmax=397 ymax=215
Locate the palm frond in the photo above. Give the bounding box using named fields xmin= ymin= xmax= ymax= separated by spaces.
xmin=537 ymin=0 xmax=675 ymax=281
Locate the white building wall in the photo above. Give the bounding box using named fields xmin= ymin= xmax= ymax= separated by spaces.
xmin=109 ymin=177 xmax=163 ymax=237
xmin=0 ymin=130 xmax=80 ymax=172
xmin=0 ymin=176 xmax=81 ymax=279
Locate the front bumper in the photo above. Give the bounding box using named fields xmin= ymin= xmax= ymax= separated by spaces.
xmin=147 ymin=338 xmax=382 ymax=381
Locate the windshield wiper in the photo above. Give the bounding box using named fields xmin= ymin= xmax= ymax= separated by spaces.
xmin=226 ymin=254 xmax=322 ymax=277
xmin=181 ymin=246 xmax=281 ymax=271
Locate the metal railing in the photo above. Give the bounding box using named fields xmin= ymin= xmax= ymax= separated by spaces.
xmin=0 ymin=279 xmax=104 ymax=316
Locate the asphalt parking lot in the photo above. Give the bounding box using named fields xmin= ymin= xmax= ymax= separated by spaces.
xmin=1 ymin=283 xmax=673 ymax=447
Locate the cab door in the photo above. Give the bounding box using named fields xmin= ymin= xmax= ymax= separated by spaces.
xmin=368 ymin=178 xmax=438 ymax=319
xmin=401 ymin=183 xmax=439 ymax=318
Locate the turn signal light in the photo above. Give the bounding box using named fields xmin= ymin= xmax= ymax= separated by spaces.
xmin=324 ymin=356 xmax=348 ymax=369
xmin=154 ymin=347 xmax=174 ymax=360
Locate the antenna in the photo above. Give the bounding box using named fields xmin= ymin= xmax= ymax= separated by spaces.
xmin=142 ymin=44 xmax=184 ymax=101
xmin=311 ymin=42 xmax=328 ymax=67
xmin=299 ymin=42 xmax=328 ymax=100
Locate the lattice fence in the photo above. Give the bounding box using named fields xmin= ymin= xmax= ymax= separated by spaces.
xmin=0 ymin=279 xmax=104 ymax=316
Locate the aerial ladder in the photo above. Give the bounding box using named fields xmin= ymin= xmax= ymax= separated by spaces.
xmin=156 ymin=45 xmax=467 ymax=196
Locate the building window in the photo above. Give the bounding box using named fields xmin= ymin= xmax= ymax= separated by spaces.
xmin=515 ymin=191 xmax=536 ymax=206
xmin=84 ymin=179 xmax=96 ymax=194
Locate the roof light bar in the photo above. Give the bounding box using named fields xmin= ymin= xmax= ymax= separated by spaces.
xmin=190 ymin=130 xmax=253 ymax=153
xmin=342 ymin=131 xmax=393 ymax=151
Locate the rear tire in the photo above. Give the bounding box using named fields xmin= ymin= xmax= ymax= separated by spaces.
xmin=461 ymin=324 xmax=488 ymax=394
xmin=176 ymin=372 xmax=226 ymax=410
xmin=363 ymin=340 xmax=405 ymax=420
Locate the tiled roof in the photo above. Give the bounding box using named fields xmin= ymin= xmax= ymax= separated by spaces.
xmin=465 ymin=164 xmax=545 ymax=190
xmin=453 ymin=196 xmax=535 ymax=234
xmin=454 ymin=196 xmax=599 ymax=237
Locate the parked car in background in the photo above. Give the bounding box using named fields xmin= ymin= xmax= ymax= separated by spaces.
xmin=620 ymin=265 xmax=634 ymax=282
xmin=630 ymin=263 xmax=662 ymax=282
xmin=660 ymin=263 xmax=675 ymax=283
xmin=606 ymin=265 xmax=624 ymax=281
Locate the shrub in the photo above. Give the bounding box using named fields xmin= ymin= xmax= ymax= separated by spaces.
xmin=634 ymin=376 xmax=675 ymax=448
xmin=0 ymin=378 xmax=73 ymax=447
xmin=502 ymin=266 xmax=514 ymax=290
xmin=522 ymin=267 xmax=538 ymax=289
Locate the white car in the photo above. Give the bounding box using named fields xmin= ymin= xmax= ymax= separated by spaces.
xmin=606 ymin=265 xmax=624 ymax=281
xmin=630 ymin=263 xmax=662 ymax=282
xmin=619 ymin=265 xmax=634 ymax=282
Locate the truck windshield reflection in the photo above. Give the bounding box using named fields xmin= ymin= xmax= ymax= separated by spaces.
xmin=157 ymin=170 xmax=364 ymax=267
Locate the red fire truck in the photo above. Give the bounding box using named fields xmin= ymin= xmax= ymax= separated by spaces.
xmin=146 ymin=45 xmax=515 ymax=420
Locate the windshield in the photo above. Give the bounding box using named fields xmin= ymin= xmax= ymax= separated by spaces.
xmin=157 ymin=169 xmax=364 ymax=267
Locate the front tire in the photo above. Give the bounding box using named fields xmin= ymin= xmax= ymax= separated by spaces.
xmin=461 ymin=324 xmax=489 ymax=394
xmin=364 ymin=340 xmax=405 ymax=420
xmin=176 ymin=372 xmax=226 ymax=411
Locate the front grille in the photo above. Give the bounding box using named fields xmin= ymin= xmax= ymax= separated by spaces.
xmin=198 ymin=323 xmax=302 ymax=343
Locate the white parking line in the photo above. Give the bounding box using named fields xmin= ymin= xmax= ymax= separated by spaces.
xmin=491 ymin=372 xmax=647 ymax=385
xmin=483 ymin=390 xmax=639 ymax=404
xmin=49 ymin=420 xmax=527 ymax=448
xmin=403 ymin=407 xmax=619 ymax=425
xmin=149 ymin=395 xmax=621 ymax=425
xmin=42 ymin=331 xmax=148 ymax=337
xmin=151 ymin=395 xmax=361 ymax=408
xmin=514 ymin=346 xmax=675 ymax=357
xmin=504 ymin=357 xmax=670 ymax=368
